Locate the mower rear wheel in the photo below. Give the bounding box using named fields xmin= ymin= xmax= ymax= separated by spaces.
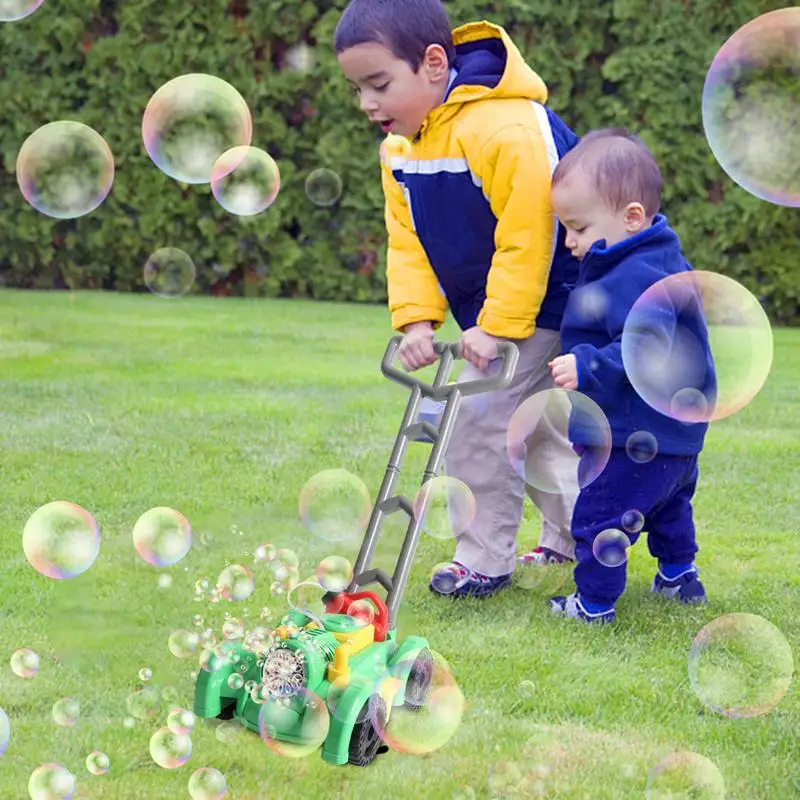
xmin=403 ymin=647 xmax=433 ymax=712
xmin=348 ymin=694 xmax=387 ymax=766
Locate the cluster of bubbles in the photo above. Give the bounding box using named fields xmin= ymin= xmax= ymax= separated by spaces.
xmin=12 ymin=64 xmax=345 ymax=299
xmin=20 ymin=501 xmax=194 ymax=583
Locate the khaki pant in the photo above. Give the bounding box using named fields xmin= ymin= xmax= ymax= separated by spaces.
xmin=444 ymin=328 xmax=578 ymax=576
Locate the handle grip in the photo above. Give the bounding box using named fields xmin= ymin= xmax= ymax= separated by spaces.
xmin=380 ymin=335 xmax=519 ymax=398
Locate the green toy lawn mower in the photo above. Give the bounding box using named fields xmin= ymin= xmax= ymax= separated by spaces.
xmin=193 ymin=335 xmax=519 ymax=766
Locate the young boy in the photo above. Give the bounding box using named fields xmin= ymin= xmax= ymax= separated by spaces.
xmin=547 ymin=128 xmax=716 ymax=623
xmin=334 ymin=0 xmax=582 ymax=596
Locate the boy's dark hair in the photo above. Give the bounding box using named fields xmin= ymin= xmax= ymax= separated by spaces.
xmin=333 ymin=0 xmax=456 ymax=72
xmin=552 ymin=128 xmax=663 ymax=217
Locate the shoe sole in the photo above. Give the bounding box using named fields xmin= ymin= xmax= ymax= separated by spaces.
xmin=429 ymin=574 xmax=512 ymax=599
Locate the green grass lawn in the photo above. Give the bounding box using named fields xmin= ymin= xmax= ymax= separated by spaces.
xmin=0 ymin=289 xmax=798 ymax=799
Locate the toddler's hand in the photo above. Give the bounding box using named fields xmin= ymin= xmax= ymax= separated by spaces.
xmin=549 ymin=354 xmax=578 ymax=390
xmin=398 ymin=321 xmax=436 ymax=371
xmin=460 ymin=326 xmax=499 ymax=372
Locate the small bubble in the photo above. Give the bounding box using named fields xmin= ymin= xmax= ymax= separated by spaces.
xmin=138 ymin=667 xmax=153 ymax=682
xmin=10 ymin=648 xmax=39 ymax=678
xmin=85 ymin=750 xmax=110 ymax=776
xmin=157 ymin=574 xmax=172 ymax=590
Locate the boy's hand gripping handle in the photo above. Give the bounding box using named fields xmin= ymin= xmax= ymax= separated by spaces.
xmin=380 ymin=335 xmax=519 ymax=399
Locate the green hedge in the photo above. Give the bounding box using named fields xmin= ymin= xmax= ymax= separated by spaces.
xmin=1 ymin=0 xmax=796 ymax=322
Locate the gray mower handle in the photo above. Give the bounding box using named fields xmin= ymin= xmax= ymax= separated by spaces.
xmin=380 ymin=335 xmax=519 ymax=399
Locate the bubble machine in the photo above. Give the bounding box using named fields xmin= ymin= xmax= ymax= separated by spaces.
xmin=193 ymin=336 xmax=518 ymax=765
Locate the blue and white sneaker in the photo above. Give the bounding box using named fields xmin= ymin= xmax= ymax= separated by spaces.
xmin=550 ymin=592 xmax=616 ymax=624
xmin=412 ymin=397 xmax=445 ymax=443
xmin=652 ymin=565 xmax=706 ymax=604
xmin=429 ymin=561 xmax=512 ymax=599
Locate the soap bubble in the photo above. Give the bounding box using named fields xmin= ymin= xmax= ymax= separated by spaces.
xmin=51 ymin=697 xmax=80 ymax=727
xmin=138 ymin=667 xmax=152 ymax=682
xmin=188 ymin=767 xmax=228 ymax=799
xmin=126 ymin=686 xmax=161 ymax=720
xmin=10 ymin=648 xmax=39 ymax=678
xmin=702 ymin=8 xmax=800 ymax=207
xmin=149 ymin=726 xmax=192 ymax=769
xmin=688 ymin=613 xmax=793 ymax=718
xmin=0 ymin=0 xmax=45 ymax=22
xmin=299 ymin=469 xmax=372 ymax=543
xmin=258 ymin=688 xmax=329 ymax=758
xmin=0 ymin=706 xmax=9 ymax=756
xmin=211 ymin=146 xmax=280 ymax=216
xmin=217 ymin=564 xmax=254 ymax=602
xmin=22 ymin=501 xmax=100 ymax=580
xmin=592 ymin=529 xmax=631 ymax=567
xmin=143 ymin=248 xmax=196 ymax=299
xmin=142 ymin=73 xmax=252 ymax=183
xmin=621 ymin=509 xmax=645 ymax=534
xmin=413 ymin=476 xmax=476 ymax=540
xmin=133 ymin=507 xmax=192 ymax=566
xmin=85 ymin=751 xmax=109 ymax=776
xmin=16 ymin=121 xmax=114 ymax=219
xmin=168 ymin=629 xmax=200 ymax=658
xmin=305 ymin=168 xmax=342 ymax=206
xmin=167 ymin=708 xmax=196 ymax=735
xmin=645 ymin=751 xmax=725 ymax=799
xmin=625 ymin=431 xmax=658 ymax=464
xmin=508 ymin=389 xmax=610 ymax=492
xmin=28 ymin=763 xmax=75 ymax=800
xmin=622 ymin=271 xmax=772 ymax=422
xmin=315 ymin=555 xmax=353 ymax=593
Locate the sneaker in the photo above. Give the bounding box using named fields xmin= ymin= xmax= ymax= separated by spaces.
xmin=651 ymin=566 xmax=706 ymax=604
xmin=412 ymin=398 xmax=445 ymax=443
xmin=429 ymin=561 xmax=512 ymax=599
xmin=518 ymin=546 xmax=574 ymax=566
xmin=550 ymin=592 xmax=616 ymax=624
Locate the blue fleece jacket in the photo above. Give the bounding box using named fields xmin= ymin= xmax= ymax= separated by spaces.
xmin=560 ymin=214 xmax=716 ymax=455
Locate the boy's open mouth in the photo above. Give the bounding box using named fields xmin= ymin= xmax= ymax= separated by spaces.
xmin=378 ymin=119 xmax=394 ymax=133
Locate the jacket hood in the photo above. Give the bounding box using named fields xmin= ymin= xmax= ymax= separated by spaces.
xmin=425 ymin=21 xmax=548 ymax=130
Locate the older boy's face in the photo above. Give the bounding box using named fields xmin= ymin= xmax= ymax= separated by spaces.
xmin=338 ymin=42 xmax=446 ymax=139
xmin=551 ymin=175 xmax=640 ymax=260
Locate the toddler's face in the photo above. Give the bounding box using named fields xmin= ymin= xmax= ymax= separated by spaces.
xmin=338 ymin=42 xmax=444 ymax=139
xmin=551 ymin=174 xmax=644 ymax=260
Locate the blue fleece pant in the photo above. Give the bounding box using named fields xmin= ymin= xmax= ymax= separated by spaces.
xmin=572 ymin=448 xmax=700 ymax=607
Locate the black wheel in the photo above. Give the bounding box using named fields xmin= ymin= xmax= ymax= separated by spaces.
xmin=348 ymin=694 xmax=387 ymax=766
xmin=403 ymin=648 xmax=433 ymax=712
xmin=216 ymin=701 xmax=235 ymax=720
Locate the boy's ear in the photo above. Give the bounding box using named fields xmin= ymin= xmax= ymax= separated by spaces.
xmin=422 ymin=44 xmax=449 ymax=80
xmin=623 ymin=202 xmax=647 ymax=231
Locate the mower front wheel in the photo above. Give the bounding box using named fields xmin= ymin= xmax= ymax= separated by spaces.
xmin=348 ymin=694 xmax=388 ymax=766
xmin=403 ymin=647 xmax=433 ymax=711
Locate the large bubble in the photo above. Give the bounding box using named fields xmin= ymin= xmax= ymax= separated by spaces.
xmin=16 ymin=121 xmax=114 ymax=219
xmin=298 ymin=469 xmax=372 ymax=543
xmin=373 ymin=650 xmax=464 ymax=755
xmin=645 ymin=751 xmax=726 ymax=799
xmin=51 ymin=697 xmax=80 ymax=727
xmin=149 ymin=727 xmax=192 ymax=769
xmin=84 ymin=751 xmax=109 ymax=776
xmin=315 ymin=555 xmax=353 ymax=593
xmin=188 ymin=767 xmax=228 ymax=799
xmin=132 ymin=507 xmax=192 ymax=566
xmin=0 ymin=1 xmax=45 ymax=21
xmin=258 ymin=688 xmax=329 ymax=758
xmin=28 ymin=763 xmax=76 ymax=800
xmin=22 ymin=501 xmax=100 ymax=579
xmin=211 ymin=146 xmax=280 ymax=216
xmin=216 ymin=564 xmax=254 ymax=602
xmin=688 ymin=613 xmax=793 ymax=718
xmin=126 ymin=686 xmax=161 ymax=720
xmin=412 ymin=476 xmax=476 ymax=540
xmin=622 ymin=271 xmax=773 ymax=422
xmin=305 ymin=168 xmax=342 ymax=206
xmin=168 ymin=629 xmax=200 ymax=659
xmin=507 ymin=389 xmax=610 ymax=492
xmin=142 ymin=73 xmax=252 ymax=184
xmin=143 ymin=248 xmax=196 ymax=299
xmin=702 ymin=8 xmax=800 ymax=206
xmin=10 ymin=648 xmax=39 ymax=678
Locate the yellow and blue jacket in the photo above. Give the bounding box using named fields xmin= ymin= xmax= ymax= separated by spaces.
xmin=380 ymin=21 xmax=580 ymax=338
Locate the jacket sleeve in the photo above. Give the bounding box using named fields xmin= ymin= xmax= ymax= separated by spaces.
xmin=379 ymin=148 xmax=447 ymax=332
xmin=472 ymin=123 xmax=556 ymax=339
